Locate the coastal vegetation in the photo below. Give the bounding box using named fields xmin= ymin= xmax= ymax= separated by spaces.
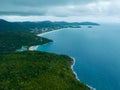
xmin=17 ymin=21 xmax=99 ymax=34
xmin=0 ymin=31 xmax=52 ymax=53
xmin=0 ymin=19 xmax=99 ymax=34
xmin=0 ymin=19 xmax=99 ymax=53
xmin=0 ymin=51 xmax=90 ymax=90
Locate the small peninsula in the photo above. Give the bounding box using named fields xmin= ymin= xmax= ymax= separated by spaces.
xmin=0 ymin=51 xmax=90 ymax=90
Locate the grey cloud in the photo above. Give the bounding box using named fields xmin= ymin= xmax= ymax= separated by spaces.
xmin=0 ymin=0 xmax=109 ymax=16
xmin=1 ymin=0 xmax=101 ymax=6
xmin=0 ymin=11 xmax=46 ymax=16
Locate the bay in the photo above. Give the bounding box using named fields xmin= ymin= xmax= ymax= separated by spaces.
xmin=37 ymin=24 xmax=120 ymax=90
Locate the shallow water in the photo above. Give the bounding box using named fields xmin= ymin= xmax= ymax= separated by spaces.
xmin=37 ymin=24 xmax=120 ymax=90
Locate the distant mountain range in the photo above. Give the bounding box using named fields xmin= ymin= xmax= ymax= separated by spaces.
xmin=0 ymin=19 xmax=99 ymax=33
xmin=0 ymin=19 xmax=28 ymax=32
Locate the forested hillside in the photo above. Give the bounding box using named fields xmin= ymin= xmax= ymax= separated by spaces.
xmin=0 ymin=31 xmax=52 ymax=53
xmin=0 ymin=51 xmax=90 ymax=90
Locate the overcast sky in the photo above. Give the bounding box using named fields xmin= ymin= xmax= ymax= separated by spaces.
xmin=0 ymin=0 xmax=120 ymax=22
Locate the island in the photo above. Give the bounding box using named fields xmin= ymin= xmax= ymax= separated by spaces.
xmin=88 ymin=26 xmax=92 ymax=28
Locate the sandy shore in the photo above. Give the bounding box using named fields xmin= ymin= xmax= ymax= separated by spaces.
xmin=29 ymin=30 xmax=58 ymax=51
xmin=37 ymin=29 xmax=62 ymax=37
xmin=29 ymin=45 xmax=39 ymax=51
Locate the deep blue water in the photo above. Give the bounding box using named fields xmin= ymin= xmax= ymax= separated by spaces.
xmin=37 ymin=24 xmax=120 ymax=90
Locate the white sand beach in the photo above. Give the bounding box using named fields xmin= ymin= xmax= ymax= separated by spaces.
xmin=37 ymin=29 xmax=62 ymax=37
xmin=29 ymin=30 xmax=60 ymax=51
xmin=29 ymin=46 xmax=39 ymax=51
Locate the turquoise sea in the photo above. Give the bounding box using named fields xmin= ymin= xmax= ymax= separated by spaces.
xmin=37 ymin=24 xmax=120 ymax=90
